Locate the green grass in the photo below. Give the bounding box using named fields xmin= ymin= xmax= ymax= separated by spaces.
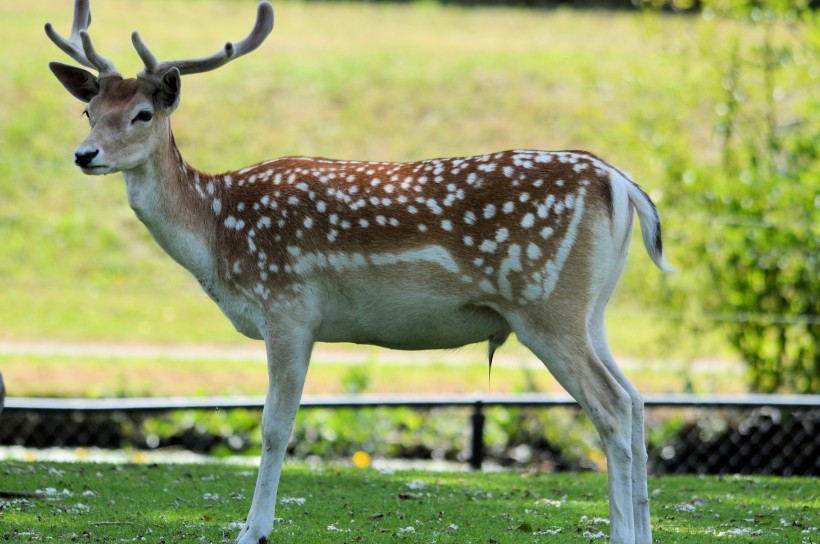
xmin=0 ymin=346 xmax=745 ymax=398
xmin=1 ymin=461 xmax=817 ymax=543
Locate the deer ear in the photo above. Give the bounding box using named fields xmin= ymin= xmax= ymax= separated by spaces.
xmin=49 ymin=62 xmax=100 ymax=103
xmin=155 ymin=67 xmax=181 ymax=113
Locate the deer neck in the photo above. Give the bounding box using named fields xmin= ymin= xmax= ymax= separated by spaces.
xmin=122 ymin=132 xmax=216 ymax=281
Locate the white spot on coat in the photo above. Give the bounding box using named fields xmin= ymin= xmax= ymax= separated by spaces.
xmin=479 ymin=279 xmax=495 ymax=294
xmin=542 ymin=188 xmax=587 ymax=297
xmin=526 ymin=242 xmax=542 ymax=261
xmin=479 ymin=239 xmax=498 ymax=253
xmin=369 ymin=246 xmax=459 ymax=274
xmin=498 ymin=244 xmax=522 ymax=301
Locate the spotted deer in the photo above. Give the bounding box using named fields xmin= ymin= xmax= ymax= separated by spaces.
xmin=46 ymin=1 xmax=670 ymax=542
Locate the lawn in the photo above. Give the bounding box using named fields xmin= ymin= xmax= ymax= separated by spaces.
xmin=2 ymin=461 xmax=818 ymax=543
xmin=0 ymin=344 xmax=745 ymax=398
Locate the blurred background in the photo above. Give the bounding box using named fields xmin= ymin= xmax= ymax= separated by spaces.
xmin=0 ymin=0 xmax=817 ymax=472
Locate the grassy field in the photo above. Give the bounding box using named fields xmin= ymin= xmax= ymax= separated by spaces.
xmin=0 ymin=0 xmax=782 ymax=396
xmin=2 ymin=460 xmax=818 ymax=543
xmin=0 ymin=345 xmax=744 ymax=398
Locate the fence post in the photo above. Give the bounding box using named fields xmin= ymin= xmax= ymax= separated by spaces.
xmin=470 ymin=400 xmax=485 ymax=470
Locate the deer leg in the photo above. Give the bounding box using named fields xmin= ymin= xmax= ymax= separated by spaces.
xmin=237 ymin=326 xmax=313 ymax=544
xmin=588 ymin=309 xmax=652 ymax=543
xmin=509 ymin=313 xmax=636 ymax=544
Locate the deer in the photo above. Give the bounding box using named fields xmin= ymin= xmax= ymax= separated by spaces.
xmin=45 ymin=1 xmax=671 ymax=542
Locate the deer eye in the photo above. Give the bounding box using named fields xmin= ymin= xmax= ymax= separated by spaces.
xmin=132 ymin=110 xmax=154 ymax=124
xmin=82 ymin=108 xmax=90 ymax=118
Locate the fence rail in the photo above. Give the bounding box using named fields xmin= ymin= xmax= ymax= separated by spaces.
xmin=6 ymin=392 xmax=820 ymax=412
xmin=4 ymin=393 xmax=818 ymax=473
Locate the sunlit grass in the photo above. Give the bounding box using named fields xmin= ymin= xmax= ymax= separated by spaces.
xmin=1 ymin=337 xmax=744 ymax=398
xmin=1 ymin=461 xmax=817 ymax=543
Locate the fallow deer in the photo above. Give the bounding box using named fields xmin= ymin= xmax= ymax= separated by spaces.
xmin=46 ymin=1 xmax=670 ymax=542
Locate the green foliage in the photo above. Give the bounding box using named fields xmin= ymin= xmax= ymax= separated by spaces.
xmin=292 ymin=406 xmax=470 ymax=461
xmin=341 ymin=364 xmax=373 ymax=394
xmin=639 ymin=0 xmax=813 ymax=18
xmin=661 ymin=2 xmax=819 ymax=393
xmin=127 ymin=403 xmax=604 ymax=469
xmin=141 ymin=408 xmax=265 ymax=456
xmin=487 ymin=407 xmax=603 ymax=469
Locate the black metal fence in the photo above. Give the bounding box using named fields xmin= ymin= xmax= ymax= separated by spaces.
xmin=2 ymin=394 xmax=818 ymax=475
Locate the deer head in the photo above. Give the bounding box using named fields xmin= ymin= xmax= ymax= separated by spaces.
xmin=46 ymin=0 xmax=274 ymax=175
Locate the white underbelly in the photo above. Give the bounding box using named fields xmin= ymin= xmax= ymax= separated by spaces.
xmin=315 ymin=279 xmax=510 ymax=350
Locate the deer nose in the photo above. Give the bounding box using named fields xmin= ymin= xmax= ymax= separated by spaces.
xmin=74 ymin=148 xmax=99 ymax=167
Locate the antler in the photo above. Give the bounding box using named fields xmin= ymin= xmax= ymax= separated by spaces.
xmin=44 ymin=0 xmax=119 ymax=77
xmin=133 ymin=1 xmax=274 ymax=80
